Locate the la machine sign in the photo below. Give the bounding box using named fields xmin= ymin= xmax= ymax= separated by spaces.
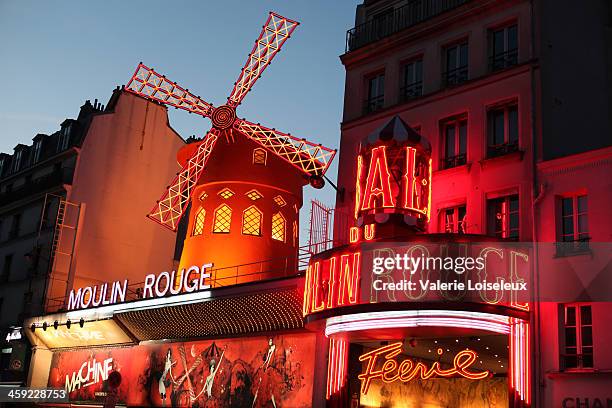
xmin=67 ymin=263 xmax=213 ymax=311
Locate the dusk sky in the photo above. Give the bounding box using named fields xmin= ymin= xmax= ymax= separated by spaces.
xmin=0 ymin=0 xmax=360 ymax=227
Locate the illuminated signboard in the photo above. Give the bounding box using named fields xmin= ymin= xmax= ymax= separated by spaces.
xmin=358 ymin=342 xmax=489 ymax=394
xmin=354 ymin=117 xmax=432 ymax=230
xmin=67 ymin=263 xmax=212 ymax=311
xmin=356 ymin=145 xmax=431 ymax=223
xmin=303 ymin=242 xmax=531 ymax=316
xmin=48 ymin=333 xmax=316 ymax=406
xmin=34 ymin=319 xmax=132 ymax=349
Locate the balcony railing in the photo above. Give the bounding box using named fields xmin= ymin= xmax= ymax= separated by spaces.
xmin=400 ymin=81 xmax=423 ymax=102
xmin=363 ymin=95 xmax=385 ymax=114
xmin=0 ymin=168 xmax=73 ymax=207
xmin=346 ymin=0 xmax=470 ymax=52
xmin=44 ymin=254 xmax=305 ymax=313
xmin=489 ymin=49 xmax=518 ymax=72
xmin=556 ymin=237 xmax=591 ymax=257
xmin=442 ymin=65 xmax=469 ymax=88
xmin=487 ymin=141 xmax=519 ymax=158
xmin=441 ymin=153 xmax=467 ymax=169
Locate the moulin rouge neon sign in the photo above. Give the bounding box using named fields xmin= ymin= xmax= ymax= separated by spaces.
xmin=358 ymin=342 xmax=490 ymax=394
xmin=67 ymin=264 xmax=213 ymax=311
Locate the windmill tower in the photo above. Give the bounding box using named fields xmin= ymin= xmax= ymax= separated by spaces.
xmin=125 ymin=13 xmax=336 ymax=285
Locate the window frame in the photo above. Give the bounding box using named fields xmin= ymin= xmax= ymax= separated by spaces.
xmin=212 ymin=204 xmax=232 ymax=234
xmin=12 ymin=150 xmax=23 ymax=173
xmin=561 ymin=303 xmax=594 ymax=370
xmin=364 ymin=71 xmax=385 ymax=114
xmin=486 ymin=102 xmax=519 ymax=158
xmin=440 ymin=115 xmax=468 ymax=169
xmin=487 ymin=194 xmax=519 ymax=240
xmin=400 ymin=57 xmax=423 ymax=102
xmin=32 ymin=139 xmax=43 ymax=163
xmin=241 ymin=205 xmax=263 ymax=237
xmin=488 ymin=22 xmax=518 ymax=72
xmin=440 ymin=204 xmax=467 ymax=234
xmin=556 ymin=194 xmax=590 ymax=256
xmin=442 ymin=40 xmax=469 ymax=87
xmin=271 ymin=212 xmax=286 ymax=242
xmin=253 ymin=148 xmax=267 ymax=165
xmin=1 ymin=254 xmax=13 ymax=283
xmin=192 ymin=207 xmax=206 ymax=237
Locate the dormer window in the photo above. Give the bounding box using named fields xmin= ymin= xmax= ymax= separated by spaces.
xmin=32 ymin=139 xmax=43 ymax=163
xmin=58 ymin=124 xmax=72 ymax=152
xmin=12 ymin=150 xmax=23 ymax=173
xmin=253 ymin=148 xmax=267 ymax=165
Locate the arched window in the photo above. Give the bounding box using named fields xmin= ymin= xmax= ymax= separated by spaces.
xmin=192 ymin=207 xmax=206 ymax=236
xmin=213 ymin=204 xmax=232 ymax=233
xmin=242 ymin=206 xmax=262 ymax=236
xmin=271 ymin=212 xmax=286 ymax=242
xmin=253 ymin=148 xmax=267 ymax=165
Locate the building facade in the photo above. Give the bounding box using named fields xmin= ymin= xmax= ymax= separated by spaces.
xmin=10 ymin=2 xmax=612 ymax=407
xmin=1 ymin=89 xmax=185 ymax=385
xmin=331 ymin=0 xmax=612 ymax=406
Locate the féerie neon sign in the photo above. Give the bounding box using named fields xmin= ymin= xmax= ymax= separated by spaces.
xmin=358 ymin=342 xmax=489 ymax=394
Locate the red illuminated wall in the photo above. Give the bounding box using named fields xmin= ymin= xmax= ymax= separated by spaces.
xmin=48 ymin=332 xmax=316 ymax=407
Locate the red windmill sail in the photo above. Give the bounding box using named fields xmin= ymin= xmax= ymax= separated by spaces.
xmin=125 ymin=12 xmax=336 ymax=231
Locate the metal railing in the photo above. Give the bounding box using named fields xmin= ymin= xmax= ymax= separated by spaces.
xmin=489 ymin=49 xmax=518 ymax=72
xmin=441 ymin=153 xmax=467 ymax=169
xmin=442 ymin=65 xmax=469 ymax=88
xmin=487 ymin=141 xmax=519 ymax=158
xmin=400 ymin=81 xmax=423 ymax=102
xmin=556 ymin=237 xmax=591 ymax=257
xmin=363 ymin=95 xmax=385 ymax=114
xmin=0 ymin=168 xmax=73 ymax=207
xmin=44 ymin=253 xmax=308 ymax=313
xmin=346 ymin=0 xmax=470 ymax=52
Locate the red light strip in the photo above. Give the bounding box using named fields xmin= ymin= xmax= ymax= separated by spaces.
xmin=227 ymin=12 xmax=299 ymax=107
xmin=147 ymin=131 xmax=219 ymax=230
xmin=234 ymin=118 xmax=336 ymax=177
xmin=326 ymin=337 xmax=348 ymax=399
xmin=126 ymin=63 xmax=214 ymax=118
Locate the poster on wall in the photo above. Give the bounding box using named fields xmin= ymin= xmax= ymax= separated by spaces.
xmin=48 ymin=332 xmax=315 ymax=407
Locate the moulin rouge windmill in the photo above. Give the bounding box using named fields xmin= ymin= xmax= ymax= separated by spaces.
xmin=125 ymin=12 xmax=336 ymax=283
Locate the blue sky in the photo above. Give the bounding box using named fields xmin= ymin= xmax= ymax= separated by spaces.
xmin=0 ymin=0 xmax=360 ymax=235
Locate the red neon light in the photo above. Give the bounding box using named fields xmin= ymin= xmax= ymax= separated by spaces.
xmin=402 ymin=146 xmax=430 ymax=217
xmin=349 ymin=227 xmax=360 ymax=243
xmin=338 ymin=252 xmax=361 ymax=306
xmin=326 ymin=256 xmax=338 ymax=309
xmin=361 ymin=146 xmax=395 ymax=211
xmin=364 ymin=223 xmax=376 ymax=241
xmin=303 ymin=251 xmax=361 ymax=314
xmin=355 ymin=155 xmax=364 ymax=220
xmin=327 ymin=338 xmax=348 ymax=399
xmin=310 ymin=261 xmax=325 ymax=313
xmin=358 ymin=342 xmax=489 ymax=395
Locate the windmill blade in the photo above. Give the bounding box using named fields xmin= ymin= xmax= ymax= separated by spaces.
xmin=226 ymin=12 xmax=299 ymax=107
xmin=234 ymin=118 xmax=336 ymax=177
xmin=126 ymin=63 xmax=214 ymax=118
xmin=148 ymin=130 xmax=220 ymax=231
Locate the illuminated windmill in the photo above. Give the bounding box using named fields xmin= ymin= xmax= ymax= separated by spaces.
xmin=125 ymin=12 xmax=335 ymax=282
